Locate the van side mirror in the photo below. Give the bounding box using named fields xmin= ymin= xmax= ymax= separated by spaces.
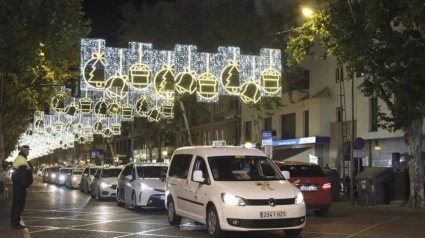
xmin=83 ymin=173 xmax=88 ymax=177
xmin=282 ymin=171 xmax=290 ymax=180
xmin=125 ymin=175 xmax=133 ymax=181
xmin=193 ymin=170 xmax=205 ymax=183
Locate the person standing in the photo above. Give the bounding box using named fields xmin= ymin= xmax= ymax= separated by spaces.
xmin=10 ymin=145 xmax=33 ymax=229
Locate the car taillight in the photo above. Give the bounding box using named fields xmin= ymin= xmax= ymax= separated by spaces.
xmin=322 ymin=183 xmax=331 ymax=189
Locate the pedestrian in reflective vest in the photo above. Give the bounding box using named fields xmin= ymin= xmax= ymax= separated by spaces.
xmin=11 ymin=145 xmax=33 ymax=229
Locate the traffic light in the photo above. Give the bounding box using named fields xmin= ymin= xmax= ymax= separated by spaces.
xmin=65 ymin=78 xmax=81 ymax=98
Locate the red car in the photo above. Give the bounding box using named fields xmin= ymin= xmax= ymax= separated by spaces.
xmin=275 ymin=161 xmax=332 ymax=216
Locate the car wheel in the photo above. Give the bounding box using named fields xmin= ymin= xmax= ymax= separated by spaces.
xmin=207 ymin=205 xmax=225 ymax=237
xmin=314 ymin=206 xmax=330 ymax=217
xmin=167 ymin=197 xmax=182 ymax=225
xmin=97 ymin=187 xmax=103 ymax=201
xmin=132 ymin=192 xmax=139 ymax=210
xmin=116 ymin=190 xmax=125 ymax=207
xmin=284 ymin=228 xmax=303 ymax=237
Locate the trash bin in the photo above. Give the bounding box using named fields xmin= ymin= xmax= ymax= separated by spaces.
xmin=394 ymin=171 xmax=410 ymax=201
xmin=323 ymin=169 xmax=340 ymax=201
xmin=355 ymin=167 xmax=395 ymax=206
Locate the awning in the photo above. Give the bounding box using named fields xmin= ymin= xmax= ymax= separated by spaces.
xmin=272 ymin=147 xmax=312 ymax=161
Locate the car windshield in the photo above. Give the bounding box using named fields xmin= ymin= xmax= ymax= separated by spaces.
xmin=101 ymin=168 xmax=122 ymax=178
xmin=136 ymin=166 xmax=167 ymax=178
xmin=278 ymin=164 xmax=325 ymax=177
xmin=73 ymin=170 xmax=83 ymax=175
xmin=59 ymin=169 xmax=71 ymax=174
xmin=208 ymin=156 xmax=284 ymax=181
xmin=90 ymin=168 xmax=98 ymax=175
xmin=51 ymin=167 xmax=60 ymax=172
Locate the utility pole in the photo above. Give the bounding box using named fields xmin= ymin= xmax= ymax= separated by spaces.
xmin=348 ymin=0 xmax=356 ymax=204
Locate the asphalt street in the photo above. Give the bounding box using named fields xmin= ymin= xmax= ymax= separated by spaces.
xmin=4 ymin=175 xmax=425 ymax=238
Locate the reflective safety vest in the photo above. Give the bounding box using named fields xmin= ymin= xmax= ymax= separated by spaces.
xmin=12 ymin=155 xmax=30 ymax=170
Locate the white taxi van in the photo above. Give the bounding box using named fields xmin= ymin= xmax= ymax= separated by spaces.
xmin=165 ymin=142 xmax=306 ymax=237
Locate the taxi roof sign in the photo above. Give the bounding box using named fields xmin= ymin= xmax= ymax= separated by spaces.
xmin=212 ymin=140 xmax=226 ymax=147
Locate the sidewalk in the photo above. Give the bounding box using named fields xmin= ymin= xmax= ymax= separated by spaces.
xmin=334 ymin=199 xmax=425 ymax=213
xmin=0 ymin=172 xmax=30 ymax=238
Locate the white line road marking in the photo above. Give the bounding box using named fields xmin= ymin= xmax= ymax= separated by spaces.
xmin=26 ymin=225 xmax=131 ymax=235
xmin=29 ymin=228 xmax=59 ymax=234
xmin=111 ymin=227 xmax=172 ymax=238
xmin=345 ymin=216 xmax=403 ymax=238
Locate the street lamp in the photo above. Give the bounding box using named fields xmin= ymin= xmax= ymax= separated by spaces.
xmin=301 ymin=7 xmax=314 ymax=17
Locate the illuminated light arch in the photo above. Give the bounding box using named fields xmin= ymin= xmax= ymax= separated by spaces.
xmin=64 ymin=103 xmax=78 ymax=116
xmin=175 ymin=68 xmax=196 ymax=95
xmin=78 ymin=97 xmax=93 ymax=114
xmin=135 ymin=95 xmax=149 ymax=117
xmin=104 ymin=75 xmax=129 ymax=100
xmin=154 ymin=64 xmax=175 ymax=99
xmin=93 ymin=121 xmax=103 ymax=134
xmin=107 ymin=101 xmax=121 ymax=116
xmin=34 ymin=119 xmax=44 ymax=131
xmin=51 ymin=92 xmax=68 ymax=113
xmin=147 ymin=107 xmax=161 ymax=122
xmin=102 ymin=128 xmax=113 ymax=138
xmin=94 ymin=99 xmax=108 ymax=116
xmin=197 ymin=73 xmax=218 ymax=100
xmin=54 ymin=121 xmax=64 ymax=132
xmin=261 ymin=68 xmax=281 ymax=94
xmin=112 ymin=123 xmax=121 ymax=134
xmin=240 ymin=79 xmax=261 ymax=104
xmin=82 ymin=39 xmax=105 ymax=89
xmin=129 ymin=63 xmax=152 ymax=90
xmin=221 ymin=60 xmax=240 ymax=95
xmin=160 ymin=101 xmax=174 ymax=118
xmin=120 ymin=103 xmax=135 ymax=120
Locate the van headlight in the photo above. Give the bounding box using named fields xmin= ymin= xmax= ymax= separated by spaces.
xmin=221 ymin=193 xmax=246 ymax=206
xmin=100 ymin=182 xmax=109 ymax=189
xmin=59 ymin=175 xmax=65 ymax=180
xmin=140 ymin=184 xmax=153 ymax=190
xmin=295 ymin=192 xmax=304 ymax=204
xmin=72 ymin=176 xmax=77 ymax=181
xmin=51 ymin=174 xmax=56 ymax=178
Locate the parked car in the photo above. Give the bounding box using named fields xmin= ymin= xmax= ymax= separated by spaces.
xmin=90 ymin=166 xmax=122 ymax=201
xmin=55 ymin=168 xmax=71 ymax=186
xmin=274 ymin=161 xmax=332 ymax=216
xmin=80 ymin=166 xmax=101 ymax=193
xmin=116 ymin=163 xmax=168 ymax=209
xmin=165 ymin=145 xmax=306 ymax=237
xmin=47 ymin=166 xmax=62 ymax=184
xmin=64 ymin=167 xmax=84 ymax=189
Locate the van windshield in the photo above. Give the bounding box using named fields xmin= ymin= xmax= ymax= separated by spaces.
xmin=208 ymin=156 xmax=284 ymax=181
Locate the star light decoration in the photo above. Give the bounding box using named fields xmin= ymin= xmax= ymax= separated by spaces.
xmin=23 ymin=39 xmax=282 ymax=156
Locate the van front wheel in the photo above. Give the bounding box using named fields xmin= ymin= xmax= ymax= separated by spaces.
xmin=207 ymin=205 xmax=225 ymax=237
xmin=167 ymin=198 xmax=182 ymax=225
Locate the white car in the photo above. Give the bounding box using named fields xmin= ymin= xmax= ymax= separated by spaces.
xmin=80 ymin=166 xmax=101 ymax=193
xmin=55 ymin=168 xmax=71 ymax=186
xmin=165 ymin=144 xmax=306 ymax=237
xmin=116 ymin=163 xmax=168 ymax=209
xmin=90 ymin=166 xmax=122 ymax=200
xmin=64 ymin=167 xmax=84 ymax=189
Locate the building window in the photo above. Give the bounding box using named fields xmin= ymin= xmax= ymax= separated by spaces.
xmin=281 ymin=113 xmax=296 ymax=139
xmin=336 ymin=107 xmax=343 ymax=123
xmin=335 ymin=67 xmax=343 ymax=83
xmin=264 ymin=117 xmax=272 ymax=131
xmin=245 ymin=121 xmax=252 ymax=142
xmin=303 ymin=110 xmax=309 ymax=137
xmin=370 ymin=97 xmax=378 ymax=132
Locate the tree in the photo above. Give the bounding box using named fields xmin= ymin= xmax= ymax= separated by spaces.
xmin=286 ymin=0 xmax=425 ymax=208
xmin=0 ymin=0 xmax=90 ymax=162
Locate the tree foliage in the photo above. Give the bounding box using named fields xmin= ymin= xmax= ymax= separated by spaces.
xmin=286 ymin=0 xmax=425 ymax=208
xmin=0 ymin=0 xmax=90 ymax=159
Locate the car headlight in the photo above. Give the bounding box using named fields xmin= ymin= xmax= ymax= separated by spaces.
xmin=140 ymin=183 xmax=153 ymax=190
xmin=72 ymin=176 xmax=77 ymax=181
xmin=51 ymin=174 xmax=56 ymax=178
xmin=221 ymin=193 xmax=246 ymax=206
xmin=295 ymin=192 xmax=304 ymax=204
xmin=9 ymin=169 xmax=13 ymax=174
xmin=100 ymin=182 xmax=109 ymax=189
xmin=59 ymin=175 xmax=65 ymax=180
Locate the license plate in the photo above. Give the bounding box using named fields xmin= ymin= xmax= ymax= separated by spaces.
xmin=300 ymin=185 xmax=317 ymax=191
xmin=260 ymin=211 xmax=286 ymax=218
xmin=160 ymin=195 xmax=165 ymax=200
